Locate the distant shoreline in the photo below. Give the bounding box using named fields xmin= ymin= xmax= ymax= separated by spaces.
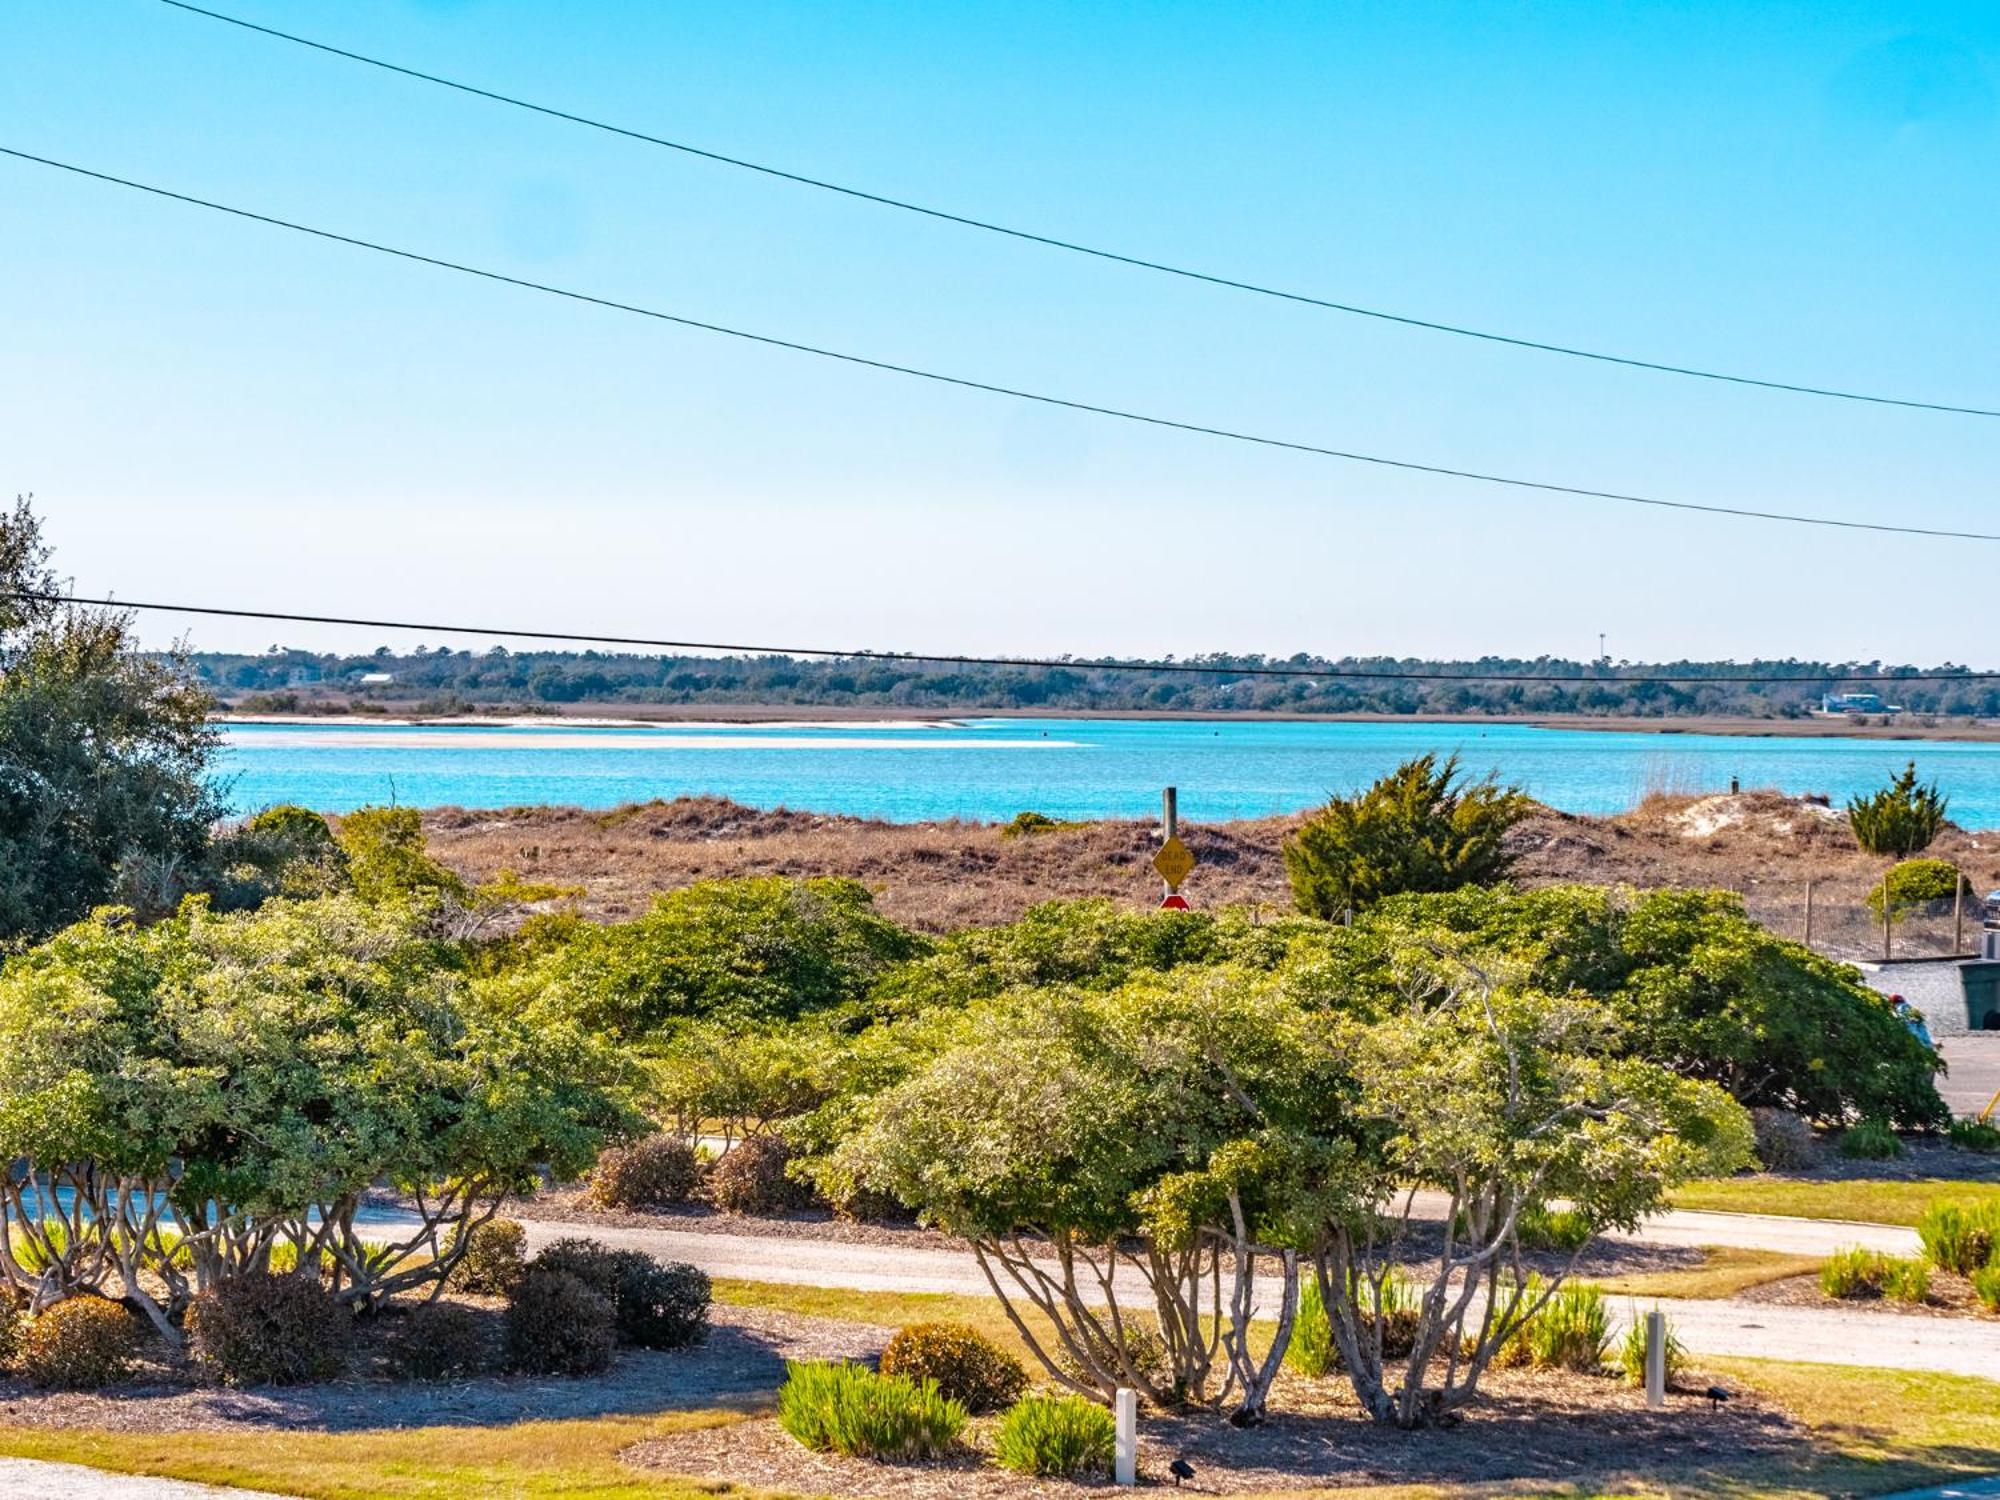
xmin=214 ymin=705 xmax=2000 ymax=743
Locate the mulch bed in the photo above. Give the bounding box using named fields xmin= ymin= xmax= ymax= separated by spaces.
xmin=1741 ymin=1271 xmax=1998 ymax=1320
xmin=0 ymin=1302 xmax=880 ymax=1435
xmin=625 ymin=1368 xmax=1802 ymax=1497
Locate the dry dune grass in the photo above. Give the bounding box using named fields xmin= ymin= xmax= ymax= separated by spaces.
xmin=420 ymin=791 xmax=2000 ymax=948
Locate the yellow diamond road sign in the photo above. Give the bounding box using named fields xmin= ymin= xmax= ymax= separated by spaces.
xmin=1153 ymin=836 xmax=1196 ymax=889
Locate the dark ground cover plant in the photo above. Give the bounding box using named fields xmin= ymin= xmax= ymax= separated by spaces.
xmin=522 ymin=1239 xmax=710 ymax=1350
xmin=386 ymin=1301 xmax=492 ymax=1381
xmin=504 ymin=1270 xmax=616 ymax=1376
xmin=186 ymin=1273 xmax=351 ymax=1387
xmin=878 ymin=1321 xmax=1028 ymax=1413
xmin=16 ymin=1297 xmax=140 ymax=1390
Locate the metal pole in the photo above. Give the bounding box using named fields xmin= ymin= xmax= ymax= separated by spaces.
xmin=1956 ymin=868 xmax=1966 ymax=955
xmin=1644 ymin=1310 xmax=1666 ymax=1409
xmin=1804 ymin=880 xmax=1815 ymax=950
xmin=1114 ymin=1387 xmax=1137 ymax=1485
xmin=1883 ymin=869 xmax=1893 ymax=963
xmin=1161 ymin=787 xmax=1177 ymax=902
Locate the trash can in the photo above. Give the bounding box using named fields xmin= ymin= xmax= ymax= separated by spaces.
xmin=1964 ymin=961 xmax=2000 ymax=1031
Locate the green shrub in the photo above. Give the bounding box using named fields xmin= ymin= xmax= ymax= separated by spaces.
xmin=707 ymin=1135 xmax=810 ymax=1216
xmin=775 ymin=1359 xmax=966 ymax=1460
xmin=387 ymin=1301 xmax=491 ymax=1381
xmin=186 ymin=1273 xmax=351 ymax=1387
xmin=1950 ymin=1119 xmax=2000 ymax=1155
xmin=999 ymin=811 xmax=1082 ymax=838
xmin=1519 ymin=1206 xmax=1594 ymax=1253
xmin=608 ymin=1258 xmax=710 ymax=1351
xmin=526 ymin=1237 xmax=626 ymax=1298
xmin=879 ymin=1322 xmax=1027 ymax=1413
xmin=1839 ymin=1119 xmax=1904 ymax=1160
xmin=1616 ymin=1307 xmax=1687 ymax=1388
xmin=1883 ymin=1257 xmax=1931 ymax=1304
xmin=449 ymin=1218 xmax=528 ymax=1296
xmin=1866 ymin=858 xmax=1969 ymax=920
xmin=1749 ymin=1108 xmax=1820 ymax=1170
xmin=1972 ymin=1263 xmax=2000 ymax=1311
xmin=504 ymin=1270 xmax=616 ymax=1376
xmin=1918 ymin=1200 xmax=2000 ymax=1276
xmin=1848 ymin=764 xmax=1947 ymax=857
xmin=1518 ymin=1284 xmax=1610 ymax=1372
xmin=1287 ymin=1276 xmax=1335 ymax=1378
xmin=1283 ymin=753 xmax=1531 ymax=917
xmin=1821 ymin=1247 xmax=1889 ymax=1299
xmin=994 ymin=1394 xmax=1116 ymax=1477
xmin=585 ymin=1134 xmax=705 ymax=1210
xmin=17 ymin=1298 xmax=140 ymax=1389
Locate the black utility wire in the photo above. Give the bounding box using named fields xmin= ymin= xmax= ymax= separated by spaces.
xmin=157 ymin=0 xmax=2000 ymax=420
xmin=6 ymin=146 xmax=1997 ymax=544
xmin=16 ymin=590 xmax=1997 ymax=684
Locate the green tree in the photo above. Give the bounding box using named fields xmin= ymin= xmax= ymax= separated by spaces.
xmin=1282 ymin=754 xmax=1530 ymax=918
xmin=0 ymin=498 xmax=221 ymax=940
xmin=1848 ymin=761 xmax=1948 ymax=856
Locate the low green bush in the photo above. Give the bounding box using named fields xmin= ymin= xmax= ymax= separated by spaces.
xmin=387 ymin=1301 xmax=491 ymax=1381
xmin=1865 ymin=858 xmax=1967 ymax=919
xmin=504 ymin=1270 xmax=617 ymax=1376
xmin=879 ymin=1322 xmax=1027 ymax=1413
xmin=448 ymin=1218 xmax=527 ymax=1296
xmin=994 ymin=1394 xmax=1116 ymax=1477
xmin=1518 ymin=1206 xmax=1594 ymax=1253
xmin=1811 ymin=1251 xmax=1927 ymax=1302
xmin=1949 ymin=1119 xmax=2000 ymax=1155
xmin=775 ymin=1359 xmax=966 ymax=1460
xmin=1287 ymin=1277 xmax=1335 ymax=1378
xmin=1883 ymin=1257 xmax=1932 ymax=1303
xmin=186 ymin=1274 xmax=350 ymax=1387
xmin=17 ymin=1298 xmax=140 ymax=1390
xmin=609 ymin=1257 xmax=710 ymax=1351
xmin=1972 ymin=1263 xmax=2000 ymax=1311
xmin=1917 ymin=1200 xmax=2000 ymax=1276
xmin=1286 ymin=1272 xmax=1419 ymax=1378
xmin=586 ymin=1134 xmax=705 ymax=1210
xmin=1839 ymin=1119 xmax=1904 ymax=1160
xmin=1616 ymin=1307 xmax=1686 ymax=1388
xmin=999 ymin=811 xmax=1083 ymax=838
xmin=1518 ymin=1283 xmax=1610 ymax=1372
xmin=707 ymin=1135 xmax=811 ymax=1216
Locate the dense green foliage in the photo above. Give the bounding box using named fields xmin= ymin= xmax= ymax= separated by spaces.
xmin=1917 ymin=1200 xmax=2000 ymax=1276
xmin=1848 ymin=762 xmax=1949 ymax=856
xmin=0 ymin=500 xmax=221 ymax=941
xmin=1840 ymin=1119 xmax=1906 ymax=1158
xmin=776 ymin=1359 xmax=967 ymax=1459
xmin=1513 ymin=1283 xmax=1610 ymax=1372
xmin=1866 ymin=857 xmax=1970 ymax=920
xmin=1283 ymin=754 xmax=1530 ymax=917
xmin=993 ymin=1394 xmax=1116 ymax=1477
xmin=485 ymin=876 xmax=924 ymax=1037
xmin=192 ymin=642 xmax=2000 ymax=718
xmin=878 ymin=1322 xmax=1028 ymax=1413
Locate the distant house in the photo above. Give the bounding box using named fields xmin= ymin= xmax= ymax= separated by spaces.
xmin=1820 ymin=691 xmax=1896 ymax=715
xmin=355 ymin=671 xmax=397 ymax=686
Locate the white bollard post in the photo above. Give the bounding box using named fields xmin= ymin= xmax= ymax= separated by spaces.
xmin=1114 ymin=1386 xmax=1137 ymax=1485
xmin=1645 ymin=1310 xmax=1666 ymax=1409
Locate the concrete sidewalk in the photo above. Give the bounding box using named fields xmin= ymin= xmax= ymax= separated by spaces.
xmin=0 ymin=1458 xmax=292 ymax=1498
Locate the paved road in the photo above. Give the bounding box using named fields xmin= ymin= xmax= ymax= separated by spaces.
xmin=0 ymin=1459 xmax=290 ymax=1499
xmin=460 ymin=1213 xmax=2000 ymax=1381
xmin=1940 ymin=1035 xmax=2000 ymax=1118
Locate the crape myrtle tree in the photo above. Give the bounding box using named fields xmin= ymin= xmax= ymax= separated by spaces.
xmin=0 ymin=498 xmax=222 ymax=941
xmin=1313 ymin=945 xmax=1751 ymax=1426
xmin=839 ymin=970 xmax=1352 ymax=1425
xmin=0 ymin=893 xmax=629 ymax=1342
xmin=1283 ymin=754 xmax=1532 ymax=919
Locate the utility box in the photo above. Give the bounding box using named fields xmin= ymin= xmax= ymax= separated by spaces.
xmin=1963 ymin=962 xmax=2000 ymax=1031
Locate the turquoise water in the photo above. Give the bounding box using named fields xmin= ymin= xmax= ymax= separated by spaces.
xmin=214 ymin=717 xmax=2000 ymax=828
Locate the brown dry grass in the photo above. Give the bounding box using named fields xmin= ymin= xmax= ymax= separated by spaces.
xmin=419 ymin=790 xmax=2000 ymax=953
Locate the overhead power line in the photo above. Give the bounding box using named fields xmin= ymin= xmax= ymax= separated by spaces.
xmin=17 ymin=589 xmax=2000 ymax=685
xmin=157 ymin=0 xmax=2000 ymax=420
xmin=6 ymin=147 xmax=1997 ymax=545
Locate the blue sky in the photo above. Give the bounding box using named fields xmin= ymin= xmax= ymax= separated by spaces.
xmin=5 ymin=1 xmax=1998 ymax=663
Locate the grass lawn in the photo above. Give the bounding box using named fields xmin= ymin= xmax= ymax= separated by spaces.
xmin=3 ymin=1280 xmax=1997 ymax=1499
xmin=1584 ymin=1247 xmax=1824 ymax=1300
xmin=1673 ymin=1177 xmax=2000 ymax=1226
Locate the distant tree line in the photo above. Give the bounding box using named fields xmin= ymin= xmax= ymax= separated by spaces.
xmin=180 ymin=645 xmax=2000 ymax=719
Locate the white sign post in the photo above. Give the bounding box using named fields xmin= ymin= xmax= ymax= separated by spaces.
xmin=1644 ymin=1310 xmax=1666 ymax=1409
xmin=1114 ymin=1386 xmax=1137 ymax=1485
